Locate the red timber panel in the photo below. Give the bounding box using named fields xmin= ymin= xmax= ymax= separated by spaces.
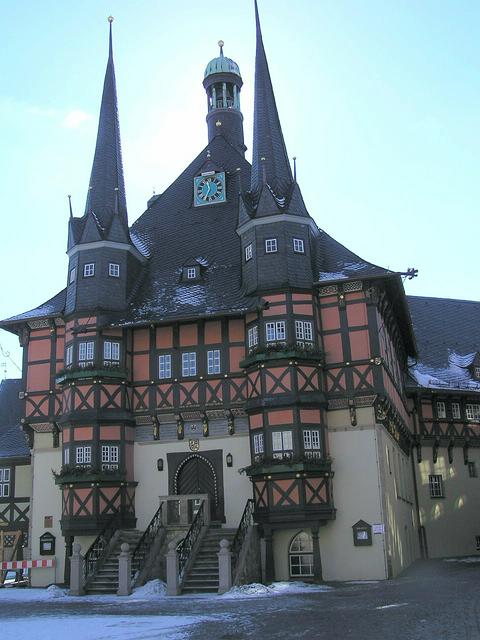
xmin=352 ymin=365 xmax=374 ymax=389
xmin=249 ymin=413 xmax=264 ymax=430
xmin=345 ymin=292 xmax=364 ymax=301
xmin=382 ymin=371 xmax=410 ymax=425
xmin=205 ymin=379 xmax=223 ymax=404
xmin=263 ymin=304 xmax=287 ymax=317
xmin=296 ymin=366 xmax=320 ymax=393
xmin=229 ymin=346 xmax=245 ymax=372
xmin=133 ymin=385 xmax=149 ymax=411
xmin=264 ymin=293 xmax=286 ymax=304
xmin=62 ymin=428 xmax=71 ymax=443
xmin=74 ymin=426 xmax=93 ymax=441
xmin=179 ymin=324 xmax=197 ymax=347
xmin=304 ymin=478 xmax=327 ymax=504
xmin=292 ymin=293 xmax=312 ymax=302
xmin=77 ymin=316 xmax=97 ymax=327
xmin=99 ymin=486 xmax=120 ymax=515
xmin=300 ymin=409 xmax=322 ymax=424
xmin=323 ymin=334 xmax=343 ymax=364
xmin=73 ymin=488 xmax=94 ymax=516
xmin=102 ymin=328 xmax=122 ymax=337
xmin=247 ymin=371 xmax=261 ymax=398
xmin=156 ymin=326 xmax=173 ymax=349
xmin=265 ymin=366 xmax=292 ymax=394
xmin=254 ymin=480 xmax=268 ymax=508
xmin=100 ymin=426 xmax=121 ymax=440
xmin=178 ymin=381 xmax=199 ymax=406
xmin=346 ymin=302 xmax=368 ymax=327
xmin=272 ymin=479 xmax=300 ymax=506
xmin=26 ymin=363 xmax=50 ymax=392
xmin=55 ymin=334 xmax=65 ymax=365
xmin=246 ymin=312 xmax=258 ymax=324
xmin=320 ymin=306 xmax=341 ymax=331
xmin=422 ymin=402 xmax=433 ymax=419
xmin=325 ymin=368 xmax=346 ymax=393
xmin=205 ymin=321 xmax=221 ymax=344
xmin=62 ymin=488 xmax=69 ymax=516
xmin=100 ymin=384 xmax=123 ymax=409
xmin=293 ymin=304 xmax=313 ymax=315
xmin=350 ymin=329 xmax=370 ymax=360
xmin=268 ymin=409 xmax=294 ymax=426
xmin=228 ymin=319 xmax=244 ymax=342
xmin=54 ymin=393 xmax=62 ymax=416
xmin=125 ymin=443 xmax=134 ymax=480
xmin=133 ymin=354 xmax=149 ymax=382
xmin=133 ymin=328 xmax=150 ymax=352
xmin=25 ymin=394 xmax=49 ymax=418
xmin=156 ymin=384 xmax=174 ymax=408
xmin=74 ymin=385 xmax=95 ymax=410
xmin=62 ymin=387 xmax=73 ymax=413
xmin=227 ymin=376 xmax=247 ymax=403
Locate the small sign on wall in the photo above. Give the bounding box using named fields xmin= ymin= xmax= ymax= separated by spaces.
xmin=373 ymin=523 xmax=385 ymax=534
xmin=40 ymin=532 xmax=55 ymax=556
xmin=352 ymin=520 xmax=373 ymax=546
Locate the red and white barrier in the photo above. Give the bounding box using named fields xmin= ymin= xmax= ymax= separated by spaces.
xmin=1 ymin=559 xmax=55 ymax=570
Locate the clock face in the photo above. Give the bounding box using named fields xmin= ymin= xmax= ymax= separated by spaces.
xmin=194 ymin=172 xmax=226 ymax=206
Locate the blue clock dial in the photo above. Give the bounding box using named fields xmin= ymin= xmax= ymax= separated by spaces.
xmin=194 ymin=172 xmax=226 ymax=206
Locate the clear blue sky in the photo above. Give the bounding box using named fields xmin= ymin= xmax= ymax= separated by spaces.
xmin=0 ymin=1 xmax=478 ymax=379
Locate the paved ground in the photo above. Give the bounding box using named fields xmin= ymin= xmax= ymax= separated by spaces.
xmin=1 ymin=559 xmax=480 ymax=639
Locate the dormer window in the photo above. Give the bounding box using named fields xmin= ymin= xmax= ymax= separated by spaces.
xmin=187 ymin=267 xmax=197 ymax=280
xmin=475 ymin=366 xmax=480 ymax=380
xmin=69 ymin=267 xmax=77 ymax=284
xmin=109 ymin=263 xmax=120 ymax=278
xmin=83 ymin=263 xmax=95 ymax=278
xmin=265 ymin=238 xmax=278 ymax=253
xmin=293 ymin=238 xmax=305 ymax=254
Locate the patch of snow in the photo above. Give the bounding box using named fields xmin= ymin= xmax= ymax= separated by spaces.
xmin=375 ymin=602 xmax=409 ymax=610
xmin=46 ymin=584 xmax=69 ymax=598
xmin=221 ymin=581 xmax=332 ymax=599
xmin=444 ymin=557 xmax=480 ymax=563
xmin=448 ymin=351 xmax=476 ymax=368
xmin=132 ymin=579 xmax=167 ymax=597
xmin=346 ymin=580 xmax=380 ymax=585
xmin=173 ymin=285 xmax=206 ymax=307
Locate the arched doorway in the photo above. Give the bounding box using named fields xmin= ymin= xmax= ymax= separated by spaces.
xmin=289 ymin=530 xmax=314 ymax=578
xmin=174 ymin=454 xmax=219 ymax=521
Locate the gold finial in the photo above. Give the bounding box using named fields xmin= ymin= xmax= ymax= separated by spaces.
xmin=218 ymin=40 xmax=224 ymax=55
xmin=108 ymin=16 xmax=114 ymax=23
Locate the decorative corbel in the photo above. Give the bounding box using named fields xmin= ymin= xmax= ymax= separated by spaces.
xmin=52 ymin=422 xmax=60 ymax=448
xmin=202 ymin=414 xmax=209 ymax=438
xmin=21 ymin=420 xmax=34 ymax=449
xmin=348 ymin=399 xmax=357 ymax=427
xmin=447 ymin=439 xmax=454 ymax=465
xmin=176 ymin=415 xmax=184 ymax=440
xmin=152 ymin=415 xmax=160 ymax=441
xmin=432 ymin=438 xmax=440 ymax=464
xmin=226 ymin=410 xmax=235 ymax=435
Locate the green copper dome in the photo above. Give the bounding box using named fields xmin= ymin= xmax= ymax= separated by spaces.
xmin=204 ymin=41 xmax=241 ymax=79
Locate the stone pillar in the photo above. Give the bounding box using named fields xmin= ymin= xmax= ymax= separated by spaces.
xmin=64 ymin=535 xmax=74 ymax=586
xmin=69 ymin=543 xmax=84 ymax=596
xmin=217 ymin=538 xmax=232 ymax=594
xmin=264 ymin=528 xmax=275 ymax=583
xmin=166 ymin=540 xmax=180 ymax=596
xmin=117 ymin=543 xmax=132 ymax=596
xmin=222 ymin=82 xmax=227 ymax=108
xmin=311 ymin=526 xmax=323 ymax=582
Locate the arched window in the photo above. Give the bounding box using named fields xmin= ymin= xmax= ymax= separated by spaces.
xmin=289 ymin=531 xmax=314 ymax=578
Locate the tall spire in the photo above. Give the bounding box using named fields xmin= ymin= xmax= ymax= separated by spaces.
xmin=251 ymin=0 xmax=293 ymax=196
xmin=83 ymin=17 xmax=128 ymax=231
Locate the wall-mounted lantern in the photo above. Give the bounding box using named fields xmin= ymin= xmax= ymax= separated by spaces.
xmin=157 ymin=458 xmax=164 ymax=471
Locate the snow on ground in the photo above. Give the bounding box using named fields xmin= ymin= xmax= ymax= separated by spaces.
xmin=444 ymin=557 xmax=480 ymax=564
xmin=220 ymin=581 xmax=333 ymax=599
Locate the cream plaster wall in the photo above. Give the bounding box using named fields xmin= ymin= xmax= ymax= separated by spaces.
xmin=14 ymin=463 xmax=31 ymax=498
xmin=416 ymin=447 xmax=480 ymax=558
xmin=134 ymin=433 xmax=252 ymax=530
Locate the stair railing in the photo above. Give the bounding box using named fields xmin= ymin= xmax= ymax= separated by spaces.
xmin=131 ymin=501 xmax=164 ymax=583
xmin=83 ymin=511 xmax=121 ymax=583
xmin=177 ymin=499 xmax=205 ymax=581
xmin=231 ymin=498 xmax=254 ymax=571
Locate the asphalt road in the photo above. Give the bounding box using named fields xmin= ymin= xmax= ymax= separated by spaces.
xmin=1 ymin=559 xmax=479 ymax=639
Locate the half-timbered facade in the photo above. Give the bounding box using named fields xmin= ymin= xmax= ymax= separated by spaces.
xmin=0 ymin=3 xmax=479 ymax=588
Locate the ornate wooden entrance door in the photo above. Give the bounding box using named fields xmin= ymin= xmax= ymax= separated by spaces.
xmin=176 ymin=455 xmax=219 ymax=520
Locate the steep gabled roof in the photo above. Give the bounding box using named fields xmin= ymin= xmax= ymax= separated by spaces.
xmin=0 ymin=379 xmax=29 ymax=459
xmin=0 ymin=289 xmax=66 ymax=329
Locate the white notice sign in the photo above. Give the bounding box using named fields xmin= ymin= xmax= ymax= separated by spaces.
xmin=373 ymin=524 xmax=385 ymax=534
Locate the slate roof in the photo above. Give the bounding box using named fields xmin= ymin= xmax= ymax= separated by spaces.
xmin=0 ymin=379 xmax=29 ymax=459
xmin=0 ymin=289 xmax=66 ymax=328
xmin=407 ymin=296 xmax=480 ymax=392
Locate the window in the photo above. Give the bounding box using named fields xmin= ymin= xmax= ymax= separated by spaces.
xmin=83 ymin=263 xmax=95 ymax=277
xmin=295 ymin=320 xmax=313 ymax=343
xmin=466 ymin=404 xmax=480 ymax=421
xmin=452 ymin=402 xmax=461 ymax=419
xmin=207 ymin=349 xmax=221 ymax=375
xmin=248 ymin=326 xmax=259 ymax=349
xmin=272 ymin=430 xmax=293 ymax=459
xmin=468 ymin=462 xmax=477 ymax=478
xmin=101 ymin=445 xmax=119 ymax=470
xmin=293 ymin=238 xmax=305 ymax=254
xmin=265 ymin=238 xmax=278 ymax=253
xmin=265 ymin=321 xmax=286 ymax=342
xmin=187 ymin=267 xmax=197 ymax=280
xmin=429 ymin=474 xmax=444 ymax=498
xmin=245 ymin=243 xmax=253 ymax=262
xmin=109 ymin=263 xmax=120 ymax=278
xmin=75 ymin=446 xmax=92 ymax=465
xmin=475 ymin=366 xmax=480 ymax=379
xmin=303 ymin=429 xmax=321 ymax=459
xmin=103 ymin=341 xmax=120 ymax=365
xmin=65 ymin=345 xmax=73 ymax=367
xmin=436 ymin=401 xmax=446 ymax=419
xmin=182 ymin=352 xmax=197 ymax=377
xmin=78 ymin=341 xmax=94 ymax=366
xmin=289 ymin=531 xmax=314 ymax=577
xmin=63 ymin=448 xmax=70 ymax=465
xmin=69 ymin=267 xmax=77 ymax=284
xmin=253 ymin=433 xmax=264 ymax=455
xmin=0 ymin=468 xmax=10 ymax=498
xmin=476 ymin=536 xmax=480 ymax=551
xmin=159 ymin=354 xmax=172 ymax=379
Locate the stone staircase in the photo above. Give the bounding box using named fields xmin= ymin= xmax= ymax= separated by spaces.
xmin=182 ymin=525 xmax=236 ymax=594
xmin=85 ymin=529 xmax=143 ymax=594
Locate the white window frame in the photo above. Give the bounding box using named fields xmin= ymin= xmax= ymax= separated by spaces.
xmin=253 ymin=433 xmax=264 ymax=455
xmin=429 ymin=474 xmax=444 ymax=498
xmin=103 ymin=341 xmax=120 ymax=364
xmin=207 ymin=349 xmax=221 ymax=375
xmin=452 ymin=402 xmax=461 ymax=419
xmin=303 ymin=429 xmax=321 ymax=459
xmin=475 ymin=366 xmax=480 ymax=379
xmin=63 ymin=448 xmax=70 ymax=465
xmin=293 ymin=238 xmax=305 ymax=254
xmin=248 ymin=326 xmax=259 ymax=349
xmin=466 ymin=404 xmax=480 ymax=421
xmin=182 ymin=352 xmax=197 ymax=377
xmin=83 ymin=263 xmax=95 ymax=277
xmin=265 ymin=321 xmax=286 ymax=342
xmin=69 ymin=267 xmax=77 ymax=284
xmin=295 ymin=320 xmax=313 ymax=342
xmin=108 ymin=262 xmax=120 ymax=278
xmin=436 ymin=401 xmax=446 ymax=419
xmin=245 ymin=243 xmax=253 ymax=262
xmin=78 ymin=341 xmax=94 ymax=365
xmin=75 ymin=446 xmax=92 ymax=465
xmin=0 ymin=468 xmax=10 ymax=498
xmin=101 ymin=445 xmax=119 ymax=470
xmin=65 ymin=344 xmax=73 ymax=367
xmin=265 ymin=238 xmax=278 ymax=253
xmin=187 ymin=267 xmax=197 ymax=280
xmin=272 ymin=430 xmax=293 ymax=459
xmin=159 ymin=354 xmax=172 ymax=379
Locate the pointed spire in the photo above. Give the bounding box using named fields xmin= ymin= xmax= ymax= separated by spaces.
xmin=83 ymin=17 xmax=128 ymax=232
xmin=251 ymin=0 xmax=293 ymax=196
